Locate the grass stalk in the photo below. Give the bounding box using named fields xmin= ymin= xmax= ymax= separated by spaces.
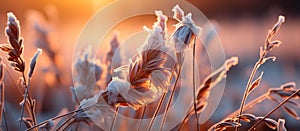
xmin=56 ymin=115 xmax=74 ymax=131
xmin=159 ymin=55 xmax=184 ymax=131
xmin=238 ymin=61 xmax=262 ymax=118
xmin=26 ymin=107 xmax=87 ymax=130
xmin=248 ymin=89 xmax=300 ymax=131
xmin=225 ymin=93 xmax=269 ymax=120
xmin=147 ymin=65 xmax=176 ymax=131
xmin=19 ymin=70 xmax=28 ymax=130
xmin=110 ymin=106 xmax=119 ymax=131
xmin=147 ymin=93 xmax=166 ymax=131
xmin=192 ymin=38 xmax=200 ymax=131
xmin=137 ymin=106 xmax=146 ymax=131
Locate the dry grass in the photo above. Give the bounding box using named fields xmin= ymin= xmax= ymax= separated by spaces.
xmin=0 ymin=4 xmax=299 ymax=131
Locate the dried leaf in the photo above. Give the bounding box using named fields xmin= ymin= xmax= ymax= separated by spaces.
xmin=286 ymin=99 xmax=300 ymax=108
xmin=236 ymin=114 xmax=257 ymax=122
xmin=283 ymin=106 xmax=300 ymax=120
xmin=256 ymin=117 xmax=278 ymax=130
xmin=281 ymin=82 xmax=296 ymax=91
xmin=266 ymin=41 xmax=281 ymax=51
xmin=269 ymin=89 xmax=296 ymax=99
xmin=248 ymin=72 xmax=263 ymax=94
xmin=268 ymin=94 xmax=282 ymax=105
xmin=277 ymin=118 xmax=287 ymax=131
xmin=28 ymin=48 xmax=42 ymax=78
xmin=39 ymin=120 xmax=54 ymax=130
xmin=263 ymin=118 xmax=278 ymax=130
xmin=270 ymin=15 xmax=285 ymax=36
xmin=21 ymin=117 xmax=33 ymax=129
xmin=260 ymin=56 xmax=276 ymax=64
xmin=172 ymin=4 xmax=184 ymax=21
xmin=214 ymin=121 xmax=241 ymax=130
xmin=0 ymin=44 xmax=12 ymax=52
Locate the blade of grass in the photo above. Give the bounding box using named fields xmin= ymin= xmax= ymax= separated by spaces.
xmin=192 ymin=38 xmax=200 ymax=131
xmin=137 ymin=106 xmax=146 ymax=131
xmin=110 ymin=106 xmax=119 ymax=131
xmin=159 ymin=55 xmax=184 ymax=131
xmin=248 ymin=89 xmax=300 ymax=131
xmin=224 ymin=93 xmax=269 ymax=120
xmin=147 ymin=65 xmax=176 ymax=131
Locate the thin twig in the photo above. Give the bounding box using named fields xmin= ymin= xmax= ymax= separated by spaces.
xmin=147 ymin=93 xmax=166 ymax=131
xmin=26 ymin=108 xmax=85 ymax=131
xmin=5 ymin=68 xmax=36 ymax=128
xmin=110 ymin=106 xmax=119 ymax=131
xmin=60 ymin=118 xmax=75 ymax=131
xmin=192 ymin=38 xmax=200 ymax=131
xmin=137 ymin=106 xmax=146 ymax=131
xmin=55 ymin=115 xmax=74 ymax=131
xmin=238 ymin=61 xmax=262 ymax=115
xmin=3 ymin=108 xmax=8 ymax=131
xmin=224 ymin=93 xmax=269 ymax=120
xmin=147 ymin=65 xmax=176 ymax=131
xmin=237 ymin=16 xmax=285 ymax=130
xmin=160 ymin=55 xmax=184 ymax=131
xmin=19 ymin=69 xmax=28 ymax=131
xmin=248 ymin=89 xmax=300 ymax=131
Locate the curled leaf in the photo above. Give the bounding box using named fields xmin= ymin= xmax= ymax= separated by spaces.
xmin=248 ymin=72 xmax=263 ymax=94
xmin=286 ymin=99 xmax=300 ymax=108
xmin=263 ymin=118 xmax=278 ymax=130
xmin=20 ymin=117 xmax=33 ymax=129
xmin=270 ymin=16 xmax=285 ymax=36
xmin=28 ymin=48 xmax=42 ymax=78
xmin=236 ymin=114 xmax=257 ymax=122
xmin=39 ymin=120 xmax=54 ymax=130
xmin=0 ymin=44 xmax=13 ymax=52
xmin=281 ymin=82 xmax=296 ymax=91
xmin=260 ymin=56 xmax=276 ymax=64
xmin=256 ymin=117 xmax=278 ymax=130
xmin=283 ymin=106 xmax=300 ymax=120
xmin=209 ymin=121 xmax=241 ymax=131
xmin=277 ymin=118 xmax=287 ymax=131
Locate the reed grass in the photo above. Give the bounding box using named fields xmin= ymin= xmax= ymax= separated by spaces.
xmin=0 ymin=5 xmax=298 ymax=131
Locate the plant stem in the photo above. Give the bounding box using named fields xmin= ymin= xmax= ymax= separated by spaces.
xmin=147 ymin=65 xmax=176 ymax=131
xmin=56 ymin=115 xmax=74 ymax=131
xmin=3 ymin=108 xmax=8 ymax=131
xmin=248 ymin=89 xmax=300 ymax=131
xmin=26 ymin=108 xmax=86 ymax=131
xmin=238 ymin=62 xmax=260 ymax=116
xmin=237 ymin=51 xmax=266 ymax=130
xmin=60 ymin=118 xmax=75 ymax=131
xmin=192 ymin=39 xmax=200 ymax=131
xmin=225 ymin=93 xmax=268 ymax=120
xmin=137 ymin=106 xmax=146 ymax=131
xmin=19 ymin=71 xmax=28 ymax=131
xmin=6 ymin=68 xmax=36 ymax=129
xmin=160 ymin=55 xmax=184 ymax=131
xmin=147 ymin=93 xmax=166 ymax=131
xmin=110 ymin=106 xmax=119 ymax=131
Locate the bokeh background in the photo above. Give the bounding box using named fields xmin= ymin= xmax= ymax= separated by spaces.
xmin=0 ymin=0 xmax=300 ymax=130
